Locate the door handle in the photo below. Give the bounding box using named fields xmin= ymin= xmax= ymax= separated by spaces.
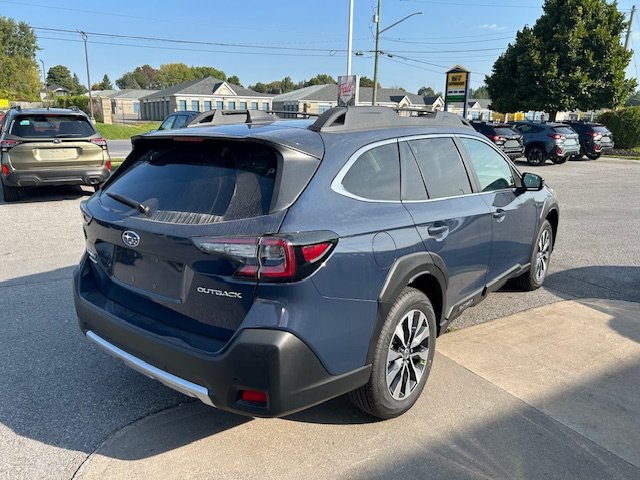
xmin=427 ymin=225 xmax=449 ymax=236
xmin=493 ymin=209 xmax=506 ymax=222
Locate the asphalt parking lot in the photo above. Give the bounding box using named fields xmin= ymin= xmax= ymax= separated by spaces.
xmin=0 ymin=156 xmax=638 ymax=479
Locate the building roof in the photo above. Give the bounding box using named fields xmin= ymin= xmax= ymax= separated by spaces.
xmin=46 ymin=84 xmax=70 ymax=92
xmin=143 ymin=77 xmax=269 ymax=99
xmin=272 ymin=84 xmax=440 ymax=106
xmin=112 ymin=89 xmax=159 ymax=100
xmin=90 ymin=89 xmax=118 ymax=98
xmin=468 ymin=98 xmax=492 ymax=109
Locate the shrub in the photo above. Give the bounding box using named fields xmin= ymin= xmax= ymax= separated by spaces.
xmin=54 ymin=95 xmax=90 ymax=115
xmin=599 ymin=107 xmax=640 ymax=149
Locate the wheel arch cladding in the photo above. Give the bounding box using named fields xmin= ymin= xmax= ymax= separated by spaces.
xmin=368 ymin=253 xmax=447 ymax=363
xmin=546 ymin=208 xmax=559 ymax=247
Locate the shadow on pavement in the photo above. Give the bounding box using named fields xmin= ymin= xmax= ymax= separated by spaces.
xmin=0 ymin=185 xmax=93 ymax=205
xmin=543 ymin=265 xmax=640 ymax=304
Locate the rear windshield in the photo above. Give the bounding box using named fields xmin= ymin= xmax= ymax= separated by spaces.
xmin=10 ymin=114 xmax=95 ymax=138
xmin=553 ymin=126 xmax=575 ymax=135
xmin=593 ymin=126 xmax=610 ymax=134
xmin=102 ymin=140 xmax=278 ymax=224
xmin=494 ymin=127 xmax=517 ymax=136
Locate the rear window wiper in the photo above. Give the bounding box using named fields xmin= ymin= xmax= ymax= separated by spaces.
xmin=106 ymin=192 xmax=151 ymax=216
xmin=55 ymin=133 xmax=82 ymax=138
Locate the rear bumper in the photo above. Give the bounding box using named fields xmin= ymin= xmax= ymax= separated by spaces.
xmin=2 ymin=166 xmax=110 ymax=187
xmin=500 ymin=146 xmax=524 ymax=158
xmin=73 ymin=257 xmax=371 ymax=417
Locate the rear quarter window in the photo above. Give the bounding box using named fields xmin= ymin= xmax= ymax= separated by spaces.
xmin=103 ymin=140 xmax=279 ymax=224
xmin=553 ymin=126 xmax=575 ymax=135
xmin=340 ymin=143 xmax=400 ymax=201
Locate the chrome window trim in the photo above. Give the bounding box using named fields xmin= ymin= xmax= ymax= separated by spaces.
xmin=331 ymin=132 xmax=524 ymax=204
xmin=330 ymin=138 xmax=401 ymax=204
xmin=86 ymin=330 xmax=214 ymax=407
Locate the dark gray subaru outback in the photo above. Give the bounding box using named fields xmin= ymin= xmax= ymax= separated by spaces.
xmin=74 ymin=107 xmax=559 ymax=419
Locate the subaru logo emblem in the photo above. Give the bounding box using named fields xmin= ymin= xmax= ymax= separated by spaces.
xmin=121 ymin=230 xmax=140 ymax=248
xmin=52 ymin=139 xmax=61 ymax=144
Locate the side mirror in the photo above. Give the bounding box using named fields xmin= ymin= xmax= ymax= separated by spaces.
xmin=522 ymin=172 xmax=544 ymax=191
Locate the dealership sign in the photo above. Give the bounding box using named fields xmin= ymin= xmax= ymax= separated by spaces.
xmin=444 ymin=65 xmax=470 ymax=117
xmin=337 ymin=75 xmax=359 ymax=106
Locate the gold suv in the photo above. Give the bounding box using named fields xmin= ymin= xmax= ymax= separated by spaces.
xmin=0 ymin=107 xmax=111 ymax=202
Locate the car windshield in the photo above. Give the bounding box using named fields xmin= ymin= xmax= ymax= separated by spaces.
xmin=10 ymin=114 xmax=95 ymax=138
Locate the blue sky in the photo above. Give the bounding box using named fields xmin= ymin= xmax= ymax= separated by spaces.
xmin=2 ymin=0 xmax=638 ymax=94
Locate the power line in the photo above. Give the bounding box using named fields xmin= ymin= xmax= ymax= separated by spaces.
xmin=36 ymin=36 xmax=343 ymax=58
xmin=381 ymin=35 xmax=515 ymax=45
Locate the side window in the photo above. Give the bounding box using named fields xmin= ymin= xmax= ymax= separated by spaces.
xmin=159 ymin=115 xmax=176 ymax=130
xmin=460 ymin=138 xmax=516 ymax=192
xmin=399 ymin=141 xmax=428 ymax=201
xmin=172 ymin=115 xmax=189 ymax=129
xmin=408 ymin=137 xmax=472 ymax=199
xmin=341 ymin=143 xmax=400 ymax=201
xmin=515 ymin=124 xmax=530 ymax=133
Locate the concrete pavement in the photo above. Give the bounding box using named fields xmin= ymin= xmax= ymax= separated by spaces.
xmin=75 ymin=299 xmax=640 ymax=479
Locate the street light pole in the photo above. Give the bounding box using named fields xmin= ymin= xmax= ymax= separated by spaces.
xmin=625 ymin=5 xmax=636 ymax=51
xmin=39 ymin=59 xmax=48 ymax=107
xmin=79 ymin=31 xmax=95 ymax=121
xmin=371 ymin=6 xmax=422 ymax=105
xmin=347 ymin=0 xmax=354 ymax=75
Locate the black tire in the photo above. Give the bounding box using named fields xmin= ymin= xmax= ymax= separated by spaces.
xmin=349 ymin=287 xmax=437 ymax=419
xmin=526 ymin=146 xmax=546 ymax=166
xmin=1 ymin=182 xmax=19 ymax=202
xmin=551 ymin=156 xmax=567 ymax=164
xmin=586 ymin=153 xmax=601 ymax=160
xmin=514 ymin=219 xmax=553 ymax=291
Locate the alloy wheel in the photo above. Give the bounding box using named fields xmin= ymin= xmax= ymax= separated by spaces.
xmin=535 ymin=228 xmax=551 ymax=282
xmin=386 ymin=309 xmax=431 ymax=400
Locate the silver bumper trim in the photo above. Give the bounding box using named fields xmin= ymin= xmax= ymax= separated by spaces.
xmin=86 ymin=330 xmax=214 ymax=406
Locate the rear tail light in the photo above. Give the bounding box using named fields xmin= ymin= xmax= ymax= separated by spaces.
xmin=557 ymin=148 xmax=563 ymax=155
xmin=193 ymin=233 xmax=337 ymax=282
xmin=0 ymin=139 xmax=21 ymax=151
xmin=489 ymin=135 xmax=505 ymax=143
xmin=587 ymin=131 xmax=603 ymax=140
xmin=105 ymin=160 xmax=111 ymax=171
xmin=90 ymin=137 xmax=108 ymax=149
xmin=548 ymin=133 xmax=564 ymax=140
xmin=1 ymin=165 xmax=8 ymax=176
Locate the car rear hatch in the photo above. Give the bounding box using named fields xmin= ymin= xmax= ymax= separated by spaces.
xmin=593 ymin=126 xmax=614 ymax=149
xmin=493 ymin=126 xmax=523 ymax=150
xmin=4 ymin=113 xmax=107 ymax=169
xmin=81 ymin=135 xmax=321 ymax=344
xmin=554 ymin=126 xmax=580 ymax=150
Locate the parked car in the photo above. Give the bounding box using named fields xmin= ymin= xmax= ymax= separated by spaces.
xmin=157 ymin=111 xmax=199 ymax=130
xmin=74 ymin=106 xmax=559 ymax=419
xmin=471 ymin=121 xmax=524 ymax=159
xmin=512 ymin=121 xmax=580 ymax=166
xmin=0 ymin=107 xmax=111 ymax=202
xmin=563 ymin=121 xmax=614 ymax=159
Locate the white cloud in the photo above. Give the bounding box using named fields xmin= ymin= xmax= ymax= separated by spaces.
xmin=479 ymin=23 xmax=507 ymax=31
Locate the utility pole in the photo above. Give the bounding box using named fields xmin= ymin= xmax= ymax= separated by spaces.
xmin=371 ymin=5 xmax=422 ymax=105
xmin=347 ymin=0 xmax=354 ymax=75
xmin=79 ymin=31 xmax=95 ymax=121
xmin=372 ymin=0 xmax=382 ymax=105
xmin=625 ymin=5 xmax=636 ymax=51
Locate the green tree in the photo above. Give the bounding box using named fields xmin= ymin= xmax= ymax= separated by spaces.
xmin=227 ymin=75 xmax=241 ymax=86
xmin=625 ymin=90 xmax=640 ymax=106
xmin=115 ymin=72 xmax=140 ymax=89
xmin=469 ymin=85 xmax=489 ymax=99
xmin=0 ymin=16 xmax=40 ymax=100
xmin=280 ymin=76 xmax=295 ymax=93
xmin=132 ymin=64 xmax=158 ymax=89
xmin=360 ymin=76 xmax=376 ymax=88
xmin=486 ymin=0 xmax=635 ymax=119
xmin=99 ymin=74 xmax=113 ymax=90
xmin=72 ymin=73 xmax=87 ymax=94
xmin=46 ymin=65 xmax=86 ymax=94
xmin=302 ymin=74 xmax=336 ymax=87
xmin=191 ymin=65 xmax=226 ymax=81
xmin=248 ymin=82 xmax=269 ymax=93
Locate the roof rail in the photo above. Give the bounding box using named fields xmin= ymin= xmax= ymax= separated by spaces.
xmin=69 ymin=106 xmax=80 ymax=112
xmin=309 ymin=106 xmax=472 ymax=133
xmin=267 ymin=109 xmax=319 ymax=118
xmin=187 ymin=109 xmax=277 ymax=127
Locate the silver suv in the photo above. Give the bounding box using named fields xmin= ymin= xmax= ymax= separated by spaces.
xmin=0 ymin=107 xmax=111 ymax=202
